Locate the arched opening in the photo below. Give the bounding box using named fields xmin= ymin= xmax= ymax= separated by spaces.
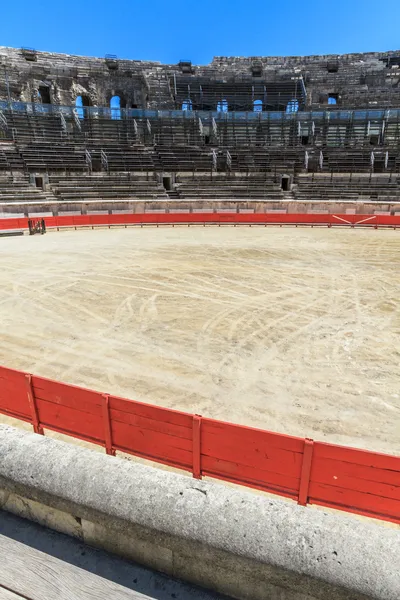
xmin=75 ymin=95 xmax=92 ymax=119
xmin=182 ymin=99 xmax=192 ymax=111
xmin=217 ymin=99 xmax=228 ymax=113
xmin=286 ymin=99 xmax=299 ymax=114
xmin=110 ymin=95 xmax=121 ymax=119
xmin=38 ymin=86 xmax=51 ymax=104
xmin=253 ymin=99 xmax=263 ymax=112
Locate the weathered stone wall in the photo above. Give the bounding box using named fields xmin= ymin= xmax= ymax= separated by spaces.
xmin=0 ymin=46 xmax=400 ymax=111
xmin=1 ymin=425 xmax=399 ymax=600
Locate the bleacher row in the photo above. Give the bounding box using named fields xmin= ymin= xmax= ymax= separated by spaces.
xmin=0 ymin=104 xmax=400 ymax=207
xmin=294 ymin=174 xmax=400 ymax=202
xmin=1 ymin=142 xmax=399 ymax=176
xmin=3 ymin=108 xmax=400 ymax=149
xmin=1 ymin=173 xmax=399 ymax=210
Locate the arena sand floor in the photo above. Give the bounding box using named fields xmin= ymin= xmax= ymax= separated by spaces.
xmin=0 ymin=226 xmax=399 ymax=456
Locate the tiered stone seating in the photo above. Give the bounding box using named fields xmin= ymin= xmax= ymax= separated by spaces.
xmin=150 ymin=116 xmax=204 ymax=146
xmin=0 ymin=143 xmax=25 ymax=172
xmin=0 ymin=98 xmax=399 ymax=211
xmin=176 ymin=174 xmax=284 ymax=200
xmin=0 ymin=175 xmax=53 ymax=203
xmin=155 ymin=146 xmax=212 ymax=172
xmin=172 ymin=76 xmax=304 ymax=111
xmin=267 ymin=149 xmax=306 ymax=173
xmin=19 ymin=143 xmax=87 ymax=172
xmin=294 ymin=174 xmax=400 ymax=201
xmin=50 ymin=174 xmax=169 ymax=202
xmin=6 ymin=110 xmax=65 ymax=143
xmin=323 ymin=150 xmax=375 ymax=173
xmin=81 ymin=118 xmax=138 ymax=145
xmin=100 ymin=146 xmax=155 ymax=172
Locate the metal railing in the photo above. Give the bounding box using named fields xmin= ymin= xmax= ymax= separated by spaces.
xmin=2 ymin=100 xmax=400 ymax=123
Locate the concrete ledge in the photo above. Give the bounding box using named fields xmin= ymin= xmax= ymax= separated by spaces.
xmin=0 ymin=425 xmax=398 ymax=600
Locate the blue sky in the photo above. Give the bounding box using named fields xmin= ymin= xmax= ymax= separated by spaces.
xmin=1 ymin=0 xmax=399 ymax=64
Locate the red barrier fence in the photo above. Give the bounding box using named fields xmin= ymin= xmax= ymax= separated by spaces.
xmin=0 ymin=364 xmax=399 ymax=524
xmin=0 ymin=212 xmax=400 ymax=231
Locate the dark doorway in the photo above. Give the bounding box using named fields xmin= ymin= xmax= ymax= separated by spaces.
xmin=92 ymin=157 xmax=102 ymax=172
xmin=370 ymin=135 xmax=379 ymax=146
xmin=38 ymin=86 xmax=51 ymax=104
xmin=373 ymin=159 xmax=385 ymax=173
xmin=281 ymin=176 xmax=290 ymax=191
xmin=301 ymin=135 xmax=309 ymax=145
xmin=81 ymin=95 xmax=92 ymax=107
xmin=327 ymin=61 xmax=339 ymax=73
xmin=204 ymin=134 xmax=210 ymax=145
xmin=163 ymin=176 xmax=172 ymax=191
xmin=35 ymin=176 xmax=43 ymax=188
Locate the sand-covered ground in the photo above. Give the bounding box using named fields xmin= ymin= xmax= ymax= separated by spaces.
xmin=0 ymin=226 xmax=399 ymax=455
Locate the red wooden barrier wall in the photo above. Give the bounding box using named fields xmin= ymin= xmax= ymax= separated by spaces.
xmin=0 ymin=213 xmax=399 ymax=522
xmin=0 ymin=212 xmax=400 ymax=231
xmin=0 ymin=364 xmax=399 ymax=524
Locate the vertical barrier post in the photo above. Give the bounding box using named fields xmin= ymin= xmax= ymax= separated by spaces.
xmin=298 ymin=438 xmax=314 ymax=506
xmin=192 ymin=415 xmax=202 ymax=479
xmin=102 ymin=394 xmax=115 ymax=456
xmin=25 ymin=374 xmax=43 ymax=435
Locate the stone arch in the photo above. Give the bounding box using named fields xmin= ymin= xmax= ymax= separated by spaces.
xmin=75 ymin=95 xmax=92 ymax=119
xmin=110 ymin=95 xmax=122 ymax=119
xmin=38 ymin=85 xmax=51 ymax=104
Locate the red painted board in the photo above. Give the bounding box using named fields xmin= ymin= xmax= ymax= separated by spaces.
xmin=0 ymin=218 xmax=28 ymax=230
xmin=109 ymin=395 xmax=192 ymax=428
xmin=32 ymin=376 xmax=103 ymax=417
xmin=0 ymin=376 xmax=28 ymax=400
xmin=1 ymin=213 xmax=400 ymax=231
xmin=308 ymin=481 xmax=400 ymax=521
xmin=313 ymin=442 xmax=400 ymax=473
xmin=202 ymin=455 xmax=300 ymax=496
xmin=0 ymin=365 xmax=29 ymax=384
xmin=90 ymin=215 xmax=110 ymax=225
xmin=72 ymin=215 xmax=91 ymax=226
xmin=111 ymin=419 xmax=193 ymax=468
xmin=0 ymin=369 xmax=31 ymax=418
xmin=109 ymin=407 xmax=192 ymax=440
xmin=0 ymin=390 xmax=31 ymax=420
xmin=110 ymin=214 xmax=132 ymax=224
xmin=311 ymin=455 xmax=400 ymax=493
xmin=313 ymin=469 xmax=400 ymax=503
xmin=201 ymin=418 xmax=304 ymax=479
xmin=35 ymin=398 xmax=104 ymax=442
xmin=202 ymin=418 xmax=304 ymax=452
xmin=42 ymin=217 xmax=57 ymax=228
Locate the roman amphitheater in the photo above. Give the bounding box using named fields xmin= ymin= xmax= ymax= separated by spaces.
xmin=0 ymin=45 xmax=399 ymax=600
